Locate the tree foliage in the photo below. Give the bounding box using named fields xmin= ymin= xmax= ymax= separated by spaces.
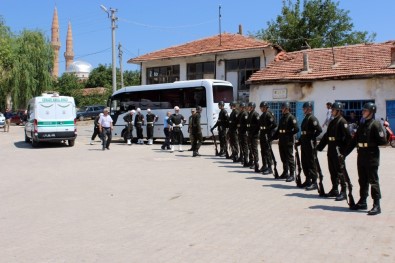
xmin=255 ymin=0 xmax=376 ymax=52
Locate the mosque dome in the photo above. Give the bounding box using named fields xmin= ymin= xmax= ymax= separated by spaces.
xmin=66 ymin=60 xmax=93 ymax=80
xmin=67 ymin=60 xmax=93 ymax=74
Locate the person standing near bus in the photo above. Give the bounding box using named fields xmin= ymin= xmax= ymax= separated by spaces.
xmin=98 ymin=108 xmax=113 ymax=151
xmin=161 ymin=111 xmax=172 ymax=150
xmin=237 ymin=102 xmax=249 ymax=167
xmin=168 ymin=106 xmax=186 ymax=152
xmin=228 ymin=101 xmax=239 ymax=162
xmin=210 ymin=101 xmax=229 ymax=157
xmin=188 ymin=108 xmax=196 ymax=151
xmin=135 ymin=108 xmax=144 ymax=144
xmin=191 ymin=106 xmax=203 ymax=157
xmin=123 ymin=110 xmax=135 ymax=145
xmin=90 ymin=113 xmax=103 ymax=145
xmin=146 ymin=108 xmax=158 ymax=145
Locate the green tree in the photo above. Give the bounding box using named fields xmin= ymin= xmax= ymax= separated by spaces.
xmin=54 ymin=73 xmax=83 ymax=97
xmin=8 ymin=30 xmax=54 ymax=109
xmin=0 ymin=17 xmax=14 ymax=109
xmin=123 ymin=69 xmax=141 ymax=86
xmin=85 ymin=64 xmax=140 ymax=88
xmin=255 ymin=0 xmax=376 ymax=52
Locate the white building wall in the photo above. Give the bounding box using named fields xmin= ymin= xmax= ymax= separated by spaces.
xmin=250 ymin=77 xmax=395 ymax=123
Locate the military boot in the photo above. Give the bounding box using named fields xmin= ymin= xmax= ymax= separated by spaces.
xmin=243 ymin=159 xmax=250 ymax=167
xmin=278 ymin=171 xmax=288 ymax=179
xmin=305 ymin=182 xmax=318 ymax=191
xmin=326 ymin=188 xmax=339 ymax=198
xmin=262 ymin=167 xmax=273 ymax=175
xmin=285 ymin=172 xmax=295 ymax=182
xmin=254 ymin=163 xmax=260 ymax=173
xmin=367 ymin=199 xmax=381 ymax=215
xmin=335 ymin=190 xmax=347 ymax=201
xmin=350 ymin=198 xmax=368 ymax=210
xmin=300 ymin=179 xmax=312 ymax=188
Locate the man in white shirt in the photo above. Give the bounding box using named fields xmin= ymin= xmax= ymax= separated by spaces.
xmin=99 ymin=108 xmax=113 ymax=150
xmin=322 ymin=102 xmax=333 ymax=128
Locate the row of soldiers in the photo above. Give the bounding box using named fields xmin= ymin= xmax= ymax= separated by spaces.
xmin=211 ymin=100 xmax=387 ymax=216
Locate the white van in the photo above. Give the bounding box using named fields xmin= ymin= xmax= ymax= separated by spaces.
xmin=24 ymin=93 xmax=77 ymax=147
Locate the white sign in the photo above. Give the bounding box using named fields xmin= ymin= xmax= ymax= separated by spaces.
xmin=272 ymin=88 xmax=287 ymax=99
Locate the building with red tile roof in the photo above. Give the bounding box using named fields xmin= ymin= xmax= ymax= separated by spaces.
xmin=128 ymin=33 xmax=282 ymax=101
xmin=247 ymin=41 xmax=395 ymax=129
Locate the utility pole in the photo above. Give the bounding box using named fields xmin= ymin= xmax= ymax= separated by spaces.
xmin=118 ymin=43 xmax=124 ymax=88
xmin=100 ymin=5 xmax=118 ymax=93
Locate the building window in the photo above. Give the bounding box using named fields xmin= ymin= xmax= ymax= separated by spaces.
xmin=336 ymin=99 xmax=374 ymax=123
xmin=187 ymin=62 xmax=215 ymax=80
xmin=225 ymin=57 xmax=260 ymax=90
xmin=146 ymin=65 xmax=180 ymax=84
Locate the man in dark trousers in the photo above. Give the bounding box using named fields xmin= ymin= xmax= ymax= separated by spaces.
xmin=298 ymin=102 xmax=322 ymax=190
xmin=343 ymin=102 xmax=387 ymax=215
xmin=146 ymin=108 xmax=158 ymax=145
xmin=134 ymin=108 xmax=145 ymax=144
xmin=187 ymin=108 xmax=196 ymax=151
xmin=258 ymin=101 xmax=277 ymax=175
xmin=247 ymin=102 xmax=261 ymax=173
xmin=90 ymin=113 xmax=103 ymax=145
xmin=237 ymin=102 xmax=249 ymax=167
xmin=273 ymin=102 xmax=299 ymax=182
xmin=123 ymin=110 xmax=135 ymax=145
xmin=228 ymin=101 xmax=240 ymax=162
xmin=191 ymin=106 xmax=203 ymax=157
xmin=317 ymin=102 xmax=351 ymax=201
xmin=168 ymin=106 xmax=186 ymax=152
xmin=211 ymin=101 xmax=229 ymax=157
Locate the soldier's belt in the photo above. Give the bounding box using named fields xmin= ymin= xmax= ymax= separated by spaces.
xmin=260 ymin=126 xmax=266 ymax=130
xmin=328 ymin=137 xmax=335 ymax=141
xmin=147 ymin=122 xmax=154 ymax=125
xmin=358 ymin=142 xmax=377 ymax=148
xmin=137 ymin=122 xmax=142 ymax=124
xmin=279 ymin=129 xmax=286 ymax=133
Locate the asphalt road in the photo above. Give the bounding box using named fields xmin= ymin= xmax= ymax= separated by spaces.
xmin=0 ymin=122 xmax=394 ymax=262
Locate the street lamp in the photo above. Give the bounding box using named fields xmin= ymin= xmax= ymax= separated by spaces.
xmin=100 ymin=5 xmax=118 ymax=93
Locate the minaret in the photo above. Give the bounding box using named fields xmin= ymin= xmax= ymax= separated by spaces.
xmin=51 ymin=7 xmax=61 ymax=77
xmin=64 ymin=21 xmax=74 ymax=71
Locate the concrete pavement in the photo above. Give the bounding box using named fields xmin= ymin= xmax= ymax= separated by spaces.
xmin=0 ymin=123 xmax=394 ymax=262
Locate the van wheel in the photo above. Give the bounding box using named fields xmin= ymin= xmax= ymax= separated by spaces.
xmin=31 ymin=136 xmax=39 ymax=148
xmin=25 ymin=132 xmax=30 ymax=143
xmin=68 ymin=140 xmax=75 ymax=147
xmin=390 ymin=140 xmax=395 ymax=148
xmin=79 ymin=116 xmax=84 ymax=121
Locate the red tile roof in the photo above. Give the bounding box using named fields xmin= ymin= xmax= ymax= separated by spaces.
xmin=248 ymin=41 xmax=395 ymax=84
xmin=128 ymin=33 xmax=279 ymax=63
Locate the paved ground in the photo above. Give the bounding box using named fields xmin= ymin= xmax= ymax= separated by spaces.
xmin=0 ymin=122 xmax=394 ymax=263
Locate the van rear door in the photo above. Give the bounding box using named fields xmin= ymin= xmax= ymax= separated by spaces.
xmin=55 ymin=100 xmax=75 ymax=133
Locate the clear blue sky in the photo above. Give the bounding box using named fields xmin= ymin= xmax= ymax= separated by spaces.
xmin=1 ymin=0 xmax=394 ymax=75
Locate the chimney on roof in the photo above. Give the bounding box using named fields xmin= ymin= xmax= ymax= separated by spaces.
xmin=391 ymin=47 xmax=395 ymax=67
xmin=302 ymin=51 xmax=310 ymax=72
xmin=238 ymin=24 xmax=243 ymax=35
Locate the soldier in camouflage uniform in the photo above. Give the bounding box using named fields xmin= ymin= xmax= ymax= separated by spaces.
xmin=273 ymin=102 xmax=299 ymax=182
xmin=298 ymin=102 xmax=322 ymax=190
xmin=317 ymin=102 xmax=351 ymax=201
xmin=211 ymin=101 xmax=229 ymax=157
xmin=258 ymin=101 xmax=277 ymax=175
xmin=247 ymin=102 xmax=260 ymax=173
xmin=228 ymin=101 xmax=240 ymax=162
xmin=344 ymin=102 xmax=387 ymax=215
xmin=237 ymin=102 xmax=249 ymax=167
